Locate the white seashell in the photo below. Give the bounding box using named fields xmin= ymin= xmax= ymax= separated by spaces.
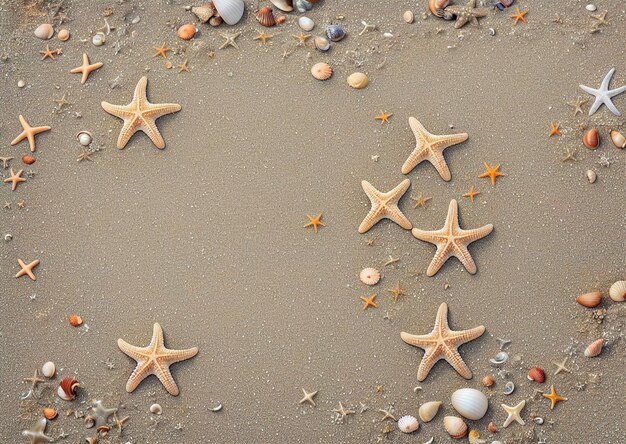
xmin=213 ymin=0 xmax=245 ymax=25
xmin=57 ymin=385 xmax=72 ymax=401
xmin=270 ymin=0 xmax=293 ymax=12
xmin=42 ymin=361 xmax=56 ymax=378
xmin=347 ymin=72 xmax=369 ymax=89
xmin=418 ymin=401 xmax=442 ymax=422
xmin=35 ymin=23 xmax=54 ymax=40
xmin=443 ymin=416 xmax=468 ymax=439
xmin=397 ymin=415 xmax=419 ymax=433
xmin=295 ymin=0 xmax=313 ymax=12
xmin=150 ymin=403 xmax=163 ymax=414
xmin=403 ymin=10 xmax=415 ymax=24
xmin=77 ymin=131 xmax=93 ymax=146
xmin=609 ymin=280 xmax=626 ymax=301
xmin=585 ymin=4 xmax=597 ymax=12
xmin=503 ymin=381 xmax=515 ymax=395
xmin=314 ymin=36 xmax=330 ymax=51
xmin=18 ymin=80 xmax=26 ymax=88
xmin=451 ymin=388 xmax=488 ymax=420
xmin=298 ymin=16 xmax=315 ymax=32
xmin=586 ymin=170 xmax=597 ymax=184
xmin=92 ymin=32 xmax=106 ymax=46
xmin=610 ymin=130 xmax=626 ymax=148
xmin=359 ymin=267 xmax=380 ymax=285
xmin=584 ymin=338 xmax=604 ymax=357
xmin=489 ymin=351 xmax=508 ymax=365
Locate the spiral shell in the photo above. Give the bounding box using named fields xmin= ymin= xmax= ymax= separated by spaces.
xmin=428 ymin=0 xmax=454 ymax=20
xmin=403 ymin=10 xmax=415 ymax=23
xmin=609 ymin=281 xmax=626 ymax=302
xmin=451 ymin=388 xmax=488 ymax=420
xmin=444 ymin=416 xmax=468 ymax=439
xmin=310 ymin=62 xmax=333 ymax=81
xmin=256 ymin=6 xmax=276 ymax=27
xmin=43 ymin=407 xmax=58 ymax=420
xmin=584 ymin=338 xmax=604 ymax=357
xmin=527 ymin=367 xmax=546 ymax=383
xmin=397 ymin=415 xmax=419 ymax=433
xmin=347 ymin=72 xmax=369 ymax=89
xmin=359 ymin=267 xmax=380 ymax=286
xmin=418 ymin=401 xmax=442 ymax=422
xmin=42 ymin=361 xmax=56 ymax=378
xmin=191 ymin=3 xmax=215 ymax=23
xmin=576 ymin=291 xmax=603 ymax=308
xmin=58 ymin=377 xmax=80 ymax=401
xmin=610 ymin=130 xmax=626 ymax=148
xmin=583 ymin=128 xmax=600 ymax=149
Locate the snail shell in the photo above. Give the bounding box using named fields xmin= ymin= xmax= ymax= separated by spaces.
xmin=428 ymin=0 xmax=454 ymax=20
xmin=503 ymin=381 xmax=515 ymax=395
xmin=584 ymin=338 xmax=604 ymax=358
xmin=609 ymin=280 xmax=626 ymax=302
xmin=489 ymin=351 xmax=508 ymax=365
xmin=610 ymin=129 xmax=626 ymax=148
xmin=443 ymin=416 xmax=468 ymax=439
xmin=58 ymin=377 xmax=80 ymax=401
xmin=403 ymin=10 xmax=415 ymax=23
xmin=576 ymin=291 xmax=602 ymax=307
xmin=397 ymin=415 xmax=420 ymax=433
xmin=418 ymin=401 xmax=442 ymax=422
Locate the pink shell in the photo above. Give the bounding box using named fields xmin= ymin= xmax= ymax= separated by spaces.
xmin=359 ymin=268 xmax=380 ymax=286
xmin=584 ymin=338 xmax=604 ymax=358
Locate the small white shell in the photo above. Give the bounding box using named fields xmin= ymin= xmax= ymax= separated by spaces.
xmin=18 ymin=80 xmax=26 ymax=88
xmin=451 ymin=388 xmax=488 ymax=420
xmin=57 ymin=385 xmax=72 ymax=401
xmin=418 ymin=401 xmax=442 ymax=422
xmin=42 ymin=361 xmax=56 ymax=378
xmin=584 ymin=338 xmax=604 ymax=357
xmin=359 ymin=267 xmax=380 ymax=285
xmin=397 ymin=415 xmax=419 ymax=433
xmin=212 ymin=0 xmax=245 ymax=25
xmin=489 ymin=351 xmax=508 ymax=365
xmin=35 ymin=23 xmax=54 ymax=40
xmin=314 ymin=36 xmax=330 ymax=51
xmin=585 ymin=4 xmax=597 ymax=12
xmin=503 ymin=381 xmax=515 ymax=395
xmin=150 ymin=403 xmax=163 ymax=414
xmin=92 ymin=32 xmax=106 ymax=46
xmin=586 ymin=170 xmax=597 ymax=184
xmin=270 ymin=0 xmax=293 ymax=12
xmin=443 ymin=416 xmax=468 ymax=439
xmin=298 ymin=16 xmax=315 ymax=32
xmin=609 ymin=281 xmax=626 ymax=302
xmin=77 ymin=131 xmax=93 ymax=146
xmin=403 ymin=10 xmax=415 ymax=24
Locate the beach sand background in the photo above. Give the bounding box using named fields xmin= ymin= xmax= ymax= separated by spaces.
xmin=1 ymin=0 xmax=625 ymax=442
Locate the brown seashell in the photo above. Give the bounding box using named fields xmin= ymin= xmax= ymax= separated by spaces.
xmin=311 ymin=62 xmax=333 ymax=81
xmin=58 ymin=377 xmax=80 ymax=401
xmin=57 ymin=29 xmax=70 ymax=41
xmin=97 ymin=425 xmax=110 ymax=437
xmin=583 ymin=128 xmax=599 ymax=149
xmin=275 ymin=15 xmax=286 ymax=24
xmin=85 ymin=437 xmax=98 ymax=444
xmin=576 ymin=291 xmax=602 ymax=308
xmin=443 ymin=416 xmax=468 ymax=439
xmin=359 ymin=267 xmax=380 ymax=286
xmin=610 ymin=130 xmax=626 ymax=148
xmin=177 ymin=23 xmax=197 ymax=40
xmin=84 ymin=415 xmax=95 ymax=428
xmin=69 ymin=314 xmax=83 ymax=327
xmin=487 ymin=422 xmax=498 ymax=433
xmin=22 ymin=155 xmax=36 ymax=165
xmin=191 ymin=3 xmax=215 ymax=23
xmin=429 ymin=0 xmax=453 ymax=19
xmin=403 ymin=10 xmax=415 ymax=24
xmin=584 ymin=338 xmax=604 ymax=357
xmin=527 ymin=367 xmax=546 ymax=383
xmin=609 ymin=280 xmax=626 ymax=302
xmin=209 ymin=15 xmax=223 ymax=26
xmin=481 ymin=374 xmax=494 ymax=387
xmin=256 ymin=6 xmax=276 ymax=27
xmin=43 ymin=407 xmax=58 ymax=420
xmin=35 ymin=23 xmax=54 ymax=40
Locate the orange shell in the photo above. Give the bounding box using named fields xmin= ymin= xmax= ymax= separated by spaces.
xmin=487 ymin=422 xmax=497 ymax=433
xmin=359 ymin=267 xmax=380 ymax=286
xmin=583 ymin=128 xmax=599 ymax=149
xmin=576 ymin=291 xmax=602 ymax=308
xmin=59 ymin=377 xmax=80 ymax=400
xmin=584 ymin=338 xmax=604 ymax=358
xmin=311 ymin=62 xmax=333 ymax=81
xmin=69 ymin=314 xmax=83 ymax=327
xmin=177 ymin=24 xmax=196 ymax=40
xmin=256 ymin=6 xmax=276 ymax=27
xmin=527 ymin=367 xmax=546 ymax=383
xmin=481 ymin=374 xmax=494 ymax=387
xmin=57 ymin=29 xmax=70 ymax=41
xmin=276 ymin=15 xmax=286 ymax=24
xmin=22 ymin=155 xmax=36 ymax=165
xmin=43 ymin=407 xmax=58 ymax=420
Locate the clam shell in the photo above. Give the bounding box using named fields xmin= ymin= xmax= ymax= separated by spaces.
xmin=213 ymin=0 xmax=245 ymax=25
xmin=451 ymin=388 xmax=488 ymax=420
xmin=191 ymin=3 xmax=215 ymax=23
xmin=584 ymin=338 xmax=604 ymax=357
xmin=177 ymin=24 xmax=197 ymax=40
xmin=418 ymin=401 xmax=442 ymax=422
xmin=58 ymin=29 xmax=70 ymax=41
xmin=326 ymin=24 xmax=346 ymax=42
xmin=397 ymin=415 xmax=419 ymax=433
xmin=359 ymin=267 xmax=380 ymax=286
xmin=586 ymin=169 xmax=597 ymax=184
xmin=583 ymin=128 xmax=599 ymax=149
xmin=609 ymin=280 xmax=626 ymax=302
xmin=77 ymin=131 xmax=93 ymax=146
xmin=42 ymin=361 xmax=56 ymax=378
xmin=43 ymin=407 xmax=58 ymax=420
xmin=527 ymin=367 xmax=546 ymax=383
xmin=443 ymin=416 xmax=468 ymax=439
xmin=403 ymin=10 xmax=415 ymax=23
xmin=347 ymin=72 xmax=369 ymax=89
xmin=298 ymin=16 xmax=315 ymax=32
xmin=576 ymin=290 xmax=602 ymax=308
xmin=503 ymin=381 xmax=515 ymax=395
xmin=314 ymin=36 xmax=330 ymax=51
xmin=310 ymin=62 xmax=332 ymax=81
xmin=610 ymin=130 xmax=626 ymax=148
xmin=489 ymin=351 xmax=508 ymax=365
xmin=256 ymin=6 xmax=276 ymax=27
xmin=58 ymin=377 xmax=80 ymax=401
xmin=35 ymin=23 xmax=54 ymax=40
xmin=270 ymin=0 xmax=293 ymax=12
xmin=295 ymin=0 xmax=313 ymax=12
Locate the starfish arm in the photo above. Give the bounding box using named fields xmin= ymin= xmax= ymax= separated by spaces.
xmin=401 ymin=119 xmax=431 ymax=174
xmin=444 ymin=6 xmax=462 ymax=14
xmin=387 ymin=205 xmax=413 ymax=230
xmin=453 ymin=244 xmax=478 ymax=274
xmin=150 ymin=323 xmax=165 ymax=348
xmin=426 ymin=244 xmax=453 ymax=276
xmin=358 ymin=205 xmax=383 ymax=234
xmin=124 ymin=360 xmax=153 ymax=393
xmin=161 ymin=347 xmax=199 ymax=364
xmin=133 ymin=76 xmax=149 ymax=102
xmin=139 ymin=117 xmax=166 ymax=149
xmin=600 ymin=68 xmax=615 ymax=90
xmin=578 ymin=84 xmax=597 ymax=95
xmin=69 ymin=66 xmax=83 ymax=74
xmin=475 ymin=9 xmax=489 ymax=17
xmin=456 ymin=325 xmax=486 ymax=344
xmin=361 ymin=180 xmax=382 ymax=205
xmin=10 ymin=131 xmax=26 ymax=146
xmin=118 ymin=338 xmax=151 ymax=361
xmin=587 ymin=97 xmax=603 ymax=116
xmin=443 ymin=347 xmax=473 ymax=379
xmin=428 ymin=152 xmax=452 ymax=181
xmin=416 ymin=345 xmax=443 ymax=381
xmin=603 ymin=97 xmax=622 ymax=116
xmin=434 ymin=302 xmax=450 ymax=331
xmin=101 ymin=101 xmax=134 ymax=119
xmin=454 ymin=17 xmax=468 ymax=28
xmin=411 ymin=227 xmax=447 ymax=244
xmin=461 ymin=223 xmax=494 ymax=242
xmin=608 ymin=85 xmax=626 ymax=97
xmin=153 ymin=362 xmax=180 ymax=396
xmin=142 ymin=103 xmax=182 ymax=119
xmin=400 ymin=331 xmax=436 ymax=349
xmin=116 ymin=118 xmax=140 ymax=149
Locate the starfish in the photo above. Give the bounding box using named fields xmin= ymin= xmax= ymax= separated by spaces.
xmin=463 ymin=186 xmax=480 ymax=203
xmin=304 ymin=214 xmax=325 ymax=233
xmin=39 ymin=45 xmax=58 ymax=60
xmin=112 ymin=412 xmax=130 ymax=434
xmin=10 ymin=115 xmax=51 ymax=152
xmin=253 ymin=30 xmax=273 ymax=44
xmin=53 ymin=92 xmax=71 ymax=112
xmin=4 ymin=168 xmax=26 ymax=190
xmin=510 ymin=7 xmax=528 ymax=25
xmin=566 ymin=97 xmax=589 ymax=116
xmin=22 ymin=418 xmax=54 ymax=444
xmin=591 ymin=10 xmax=608 ymax=27
xmin=478 ymin=163 xmax=505 ymax=186
xmin=219 ymin=31 xmax=241 ymax=50
xmin=91 ymin=400 xmax=118 ymax=428
xmin=101 ymin=76 xmax=182 ymax=149
xmin=70 ymin=53 xmax=103 ymax=84
xmin=23 ymin=369 xmax=45 ymax=397
xmin=153 ymin=43 xmax=171 ymax=58
xmin=292 ymin=32 xmax=311 ymax=46
xmin=378 ymin=408 xmax=396 ymax=421
xmin=579 ymin=68 xmax=626 ymax=116
xmin=387 ymin=281 xmax=405 ymax=302
xmin=384 ymin=255 xmax=400 ymax=266
xmin=374 ymin=111 xmax=393 ymax=124
xmin=360 ymin=294 xmax=378 ymax=310
xmin=16 ymin=259 xmax=40 ymax=280
xmin=118 ymin=322 xmax=198 ymax=396
xmin=177 ymin=59 xmax=190 ymax=73
xmin=553 ymin=357 xmax=571 ymax=375
xmin=444 ymin=0 xmax=488 ymax=28
xmin=17 ymin=200 xmax=25 ymax=209
xmin=401 ymin=117 xmax=468 ymax=181
xmin=543 ymin=385 xmax=567 ymax=409
xmin=358 ymin=179 xmax=412 ymax=233
xmin=77 ymin=149 xmax=93 ymax=162
xmin=299 ymin=388 xmax=318 ymax=406
xmin=549 ymin=122 xmax=561 ymax=137
xmin=411 ymin=193 xmax=432 ymax=208
xmin=401 ymin=302 xmax=485 ymax=381
xmin=359 ymin=20 xmax=377 ymax=35
xmin=332 ymin=402 xmax=355 ymax=422
xmin=562 ymin=148 xmax=577 ymax=162
xmin=0 ymin=156 xmax=13 ymax=169
xmin=411 ymin=199 xmax=493 ymax=276
xmin=501 ymin=400 xmax=526 ymax=428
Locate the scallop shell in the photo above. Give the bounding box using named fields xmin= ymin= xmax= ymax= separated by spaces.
xmin=489 ymin=351 xmax=508 ymax=365
xmin=527 ymin=367 xmax=546 ymax=383
xmin=298 ymin=16 xmax=315 ymax=32
xmin=191 ymin=3 xmax=215 ymax=23
xmin=310 ymin=62 xmax=332 ymax=81
xmin=314 ymin=36 xmax=330 ymax=51
xmin=359 ymin=267 xmax=380 ymax=286
xmin=256 ymin=6 xmax=276 ymax=27
xmin=35 ymin=23 xmax=54 ymax=40
xmin=69 ymin=314 xmax=83 ymax=327
xmin=58 ymin=377 xmax=80 ymax=401
xmin=443 ymin=416 xmax=468 ymax=439
xmin=584 ymin=338 xmax=604 ymax=357
xmin=347 ymin=72 xmax=369 ymax=89
xmin=610 ymin=130 xmax=626 ymax=148
xmin=397 ymin=415 xmax=419 ymax=433
xmin=270 ymin=0 xmax=293 ymax=12
xmin=213 ymin=0 xmax=245 ymax=25
xmin=403 ymin=10 xmax=415 ymax=23
xmin=583 ymin=128 xmax=599 ymax=149
xmin=576 ymin=291 xmax=602 ymax=308
xmin=150 ymin=403 xmax=163 ymax=414
xmin=609 ymin=281 xmax=626 ymax=302
xmin=418 ymin=401 xmax=442 ymax=422
xmin=482 ymin=375 xmax=495 ymax=387
xmin=43 ymin=407 xmax=58 ymax=420
xmin=177 ymin=24 xmax=197 ymax=40
xmin=586 ymin=169 xmax=597 ymax=184
xmin=503 ymin=381 xmax=515 ymax=395
xmin=451 ymin=388 xmax=488 ymax=421
xmin=42 ymin=361 xmax=56 ymax=378
xmin=57 ymin=29 xmax=70 ymax=41
xmin=326 ymin=24 xmax=346 ymax=42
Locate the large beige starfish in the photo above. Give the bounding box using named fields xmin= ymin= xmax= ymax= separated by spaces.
xmin=118 ymin=323 xmax=198 ymax=396
xmin=401 ymin=302 xmax=485 ymax=381
xmin=358 ymin=179 xmax=412 ymax=233
xmin=101 ymin=76 xmax=182 ymax=149
xmin=401 ymin=117 xmax=468 ymax=181
xmin=411 ymin=199 xmax=492 ymax=276
xmin=10 ymin=115 xmax=51 ymax=152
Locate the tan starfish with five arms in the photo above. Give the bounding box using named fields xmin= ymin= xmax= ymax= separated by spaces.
xmin=401 ymin=302 xmax=485 ymax=381
xmin=4 ymin=168 xmax=26 ymax=190
xmin=358 ymin=179 xmax=412 ymax=233
xmin=11 ymin=115 xmax=51 ymax=152
xmin=412 ymin=199 xmax=493 ymax=276
xmin=401 ymin=117 xmax=468 ymax=181
xmin=70 ymin=53 xmax=103 ymax=84
xmin=118 ymin=323 xmax=198 ymax=396
xmin=101 ymin=76 xmax=182 ymax=149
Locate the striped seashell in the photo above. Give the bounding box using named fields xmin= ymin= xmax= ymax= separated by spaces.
xmin=428 ymin=0 xmax=454 ymax=19
xmin=584 ymin=338 xmax=604 ymax=357
xmin=347 ymin=72 xmax=369 ymax=89
xmin=256 ymin=6 xmax=276 ymax=27
xmin=359 ymin=267 xmax=380 ymax=286
xmin=397 ymin=415 xmax=419 ymax=433
xmin=609 ymin=280 xmax=626 ymax=302
xmin=326 ymin=24 xmax=346 ymax=42
xmin=576 ymin=291 xmax=603 ymax=308
xmin=213 ymin=0 xmax=245 ymax=25
xmin=58 ymin=377 xmax=80 ymax=401
xmin=418 ymin=401 xmax=442 ymax=422
xmin=444 ymin=416 xmax=468 ymax=439
xmin=451 ymin=388 xmax=488 ymax=420
xmin=310 ymin=62 xmax=332 ymax=81
xmin=527 ymin=367 xmax=546 ymax=383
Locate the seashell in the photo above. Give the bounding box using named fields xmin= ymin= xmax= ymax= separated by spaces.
xmin=429 ymin=0 xmax=454 ymax=20
xmin=468 ymin=430 xmax=486 ymax=444
xmin=18 ymin=80 xmax=26 ymax=88
xmin=326 ymin=24 xmax=346 ymax=42
xmin=533 ymin=416 xmax=544 ymax=425
xmin=610 ymin=130 xmax=626 ymax=148
xmin=43 ymin=407 xmax=58 ymax=420
xmin=69 ymin=314 xmax=83 ymax=327
xmin=586 ymin=169 xmax=597 ymax=184
xmin=451 ymin=388 xmax=488 ymax=421
xmin=86 ymin=437 xmax=97 ymax=444
xmin=503 ymin=381 xmax=515 ymax=395
xmin=310 ymin=62 xmax=332 ymax=81
xmin=488 ymin=422 xmax=498 ymax=433
xmin=270 ymin=0 xmax=293 ymax=12
xmin=397 ymin=415 xmax=419 ymax=433
xmin=314 ymin=36 xmax=330 ymax=51
xmin=42 ymin=361 xmax=56 ymax=378
xmin=275 ymin=15 xmax=286 ymax=24
xmin=84 ymin=415 xmax=95 ymax=428
xmin=92 ymin=32 xmax=106 ymax=46
xmin=295 ymin=0 xmax=313 ymax=12
xmin=583 ymin=128 xmax=599 ymax=149
xmin=77 ymin=131 xmax=93 ymax=146
xmin=213 ymin=0 xmax=245 ymax=25
xmin=359 ymin=267 xmax=380 ymax=285
xmin=58 ymin=29 xmax=70 ymax=41
xmin=209 ymin=15 xmax=223 ymax=26
xmin=609 ymin=280 xmax=626 ymax=302
xmin=35 ymin=23 xmax=54 ymax=40
xmin=584 ymin=338 xmax=604 ymax=357
xmin=191 ymin=3 xmax=215 ymax=23
xmin=576 ymin=290 xmax=602 ymax=307
xmin=347 ymin=72 xmax=369 ymax=89
xmin=443 ymin=416 xmax=468 ymax=439
xmin=150 ymin=403 xmax=163 ymax=414
xmin=586 ymin=4 xmax=597 ymax=12
xmin=97 ymin=425 xmax=110 ymax=437
xmin=527 ymin=367 xmax=546 ymax=383
xmin=298 ymin=16 xmax=315 ymax=32
xmin=418 ymin=401 xmax=442 ymax=422
xmin=58 ymin=377 xmax=80 ymax=401
xmin=489 ymin=351 xmax=508 ymax=365
xmin=500 ymin=0 xmax=515 ymax=6
xmin=177 ymin=24 xmax=197 ymax=40
xmin=403 ymin=10 xmax=415 ymax=23
xmin=256 ymin=6 xmax=276 ymax=27
xmin=22 ymin=155 xmax=36 ymax=165
xmin=482 ymin=374 xmax=495 ymax=387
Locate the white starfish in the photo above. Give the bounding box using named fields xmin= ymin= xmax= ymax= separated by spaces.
xmin=579 ymin=68 xmax=626 ymax=116
xmin=22 ymin=418 xmax=54 ymax=443
xmin=501 ymin=400 xmax=526 ymax=428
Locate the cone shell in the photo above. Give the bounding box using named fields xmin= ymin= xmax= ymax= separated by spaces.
xmin=213 ymin=0 xmax=245 ymax=25
xmin=359 ymin=267 xmax=380 ymax=286
xmin=527 ymin=367 xmax=546 ymax=383
xmin=191 ymin=4 xmax=215 ymax=23
xmin=584 ymin=338 xmax=604 ymax=357
xmin=34 ymin=23 xmax=54 ymax=40
xmin=42 ymin=361 xmax=56 ymax=378
xmin=43 ymin=407 xmax=58 ymax=420
xmin=256 ymin=6 xmax=276 ymax=27
xmin=418 ymin=401 xmax=442 ymax=422
xmin=576 ymin=291 xmax=602 ymax=308
xmin=451 ymin=388 xmax=488 ymax=420
xmin=583 ymin=128 xmax=599 ymax=149
xmin=311 ymin=62 xmax=332 ymax=81
xmin=69 ymin=314 xmax=83 ymax=327
xmin=609 ymin=281 xmax=626 ymax=302
xmin=57 ymin=29 xmax=70 ymax=41
xmin=347 ymin=72 xmax=369 ymax=89
xmin=444 ymin=416 xmax=468 ymax=439
xmin=58 ymin=377 xmax=80 ymax=401
xmin=177 ymin=24 xmax=197 ymax=40
xmin=397 ymin=415 xmax=420 ymax=433
xmin=610 ymin=130 xmax=626 ymax=148
xmin=482 ymin=374 xmax=495 ymax=387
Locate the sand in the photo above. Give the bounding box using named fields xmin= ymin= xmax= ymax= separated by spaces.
xmin=1 ymin=0 xmax=625 ymax=442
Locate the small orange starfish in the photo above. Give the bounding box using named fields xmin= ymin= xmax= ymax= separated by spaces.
xmin=511 ymin=7 xmax=528 ymax=25
xmin=374 ymin=111 xmax=393 ymax=124
xmin=253 ymin=31 xmax=273 ymax=44
xmin=543 ymin=385 xmax=567 ymax=410
xmin=478 ymin=163 xmax=505 ymax=186
xmin=153 ymin=43 xmax=171 ymax=58
xmin=387 ymin=281 xmax=405 ymax=302
xmin=549 ymin=122 xmax=561 ymax=137
xmin=40 ymin=45 xmax=58 ymax=60
xmin=177 ymin=59 xmax=190 ymax=73
xmin=304 ymin=214 xmax=325 ymax=233
xmin=463 ymin=186 xmax=480 ymax=203
xmin=292 ymin=32 xmax=311 ymax=46
xmin=4 ymin=168 xmax=26 ymax=191
xmin=360 ymin=294 xmax=378 ymax=310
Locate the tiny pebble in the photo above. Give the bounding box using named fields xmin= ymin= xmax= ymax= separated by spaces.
xmin=149 ymin=403 xmax=162 ymax=414
xmin=585 ymin=4 xmax=597 ymax=12
xmin=132 ymin=16 xmax=141 ymax=24
xmin=17 ymin=80 xmax=25 ymax=88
